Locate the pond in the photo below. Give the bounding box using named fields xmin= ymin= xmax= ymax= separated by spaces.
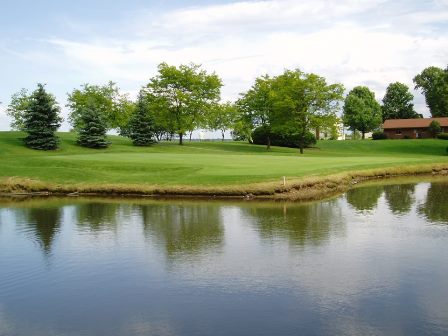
xmin=0 ymin=181 xmax=447 ymax=335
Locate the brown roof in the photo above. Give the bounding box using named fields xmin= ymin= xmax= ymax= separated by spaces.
xmin=383 ymin=117 xmax=448 ymax=129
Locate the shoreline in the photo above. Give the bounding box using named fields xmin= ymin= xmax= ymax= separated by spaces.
xmin=1 ymin=163 xmax=448 ymax=202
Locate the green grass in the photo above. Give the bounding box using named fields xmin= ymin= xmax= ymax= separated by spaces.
xmin=0 ymin=131 xmax=447 ymax=187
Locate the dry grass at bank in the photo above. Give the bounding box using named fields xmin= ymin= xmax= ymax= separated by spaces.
xmin=1 ymin=163 xmax=447 ymax=201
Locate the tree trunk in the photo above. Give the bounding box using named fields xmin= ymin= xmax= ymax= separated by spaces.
xmin=267 ymin=135 xmax=271 ymax=150
xmin=221 ymin=130 xmax=225 ymax=142
xmin=299 ymin=145 xmax=304 ymax=154
xmin=315 ymin=127 xmax=320 ymax=140
xmin=179 ymin=132 xmax=183 ymax=145
xmin=362 ymin=131 xmax=365 ymax=139
xmin=189 ymin=131 xmax=193 ymax=141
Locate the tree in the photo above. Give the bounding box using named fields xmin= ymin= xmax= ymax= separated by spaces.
xmin=382 ymin=82 xmax=419 ymax=121
xmin=6 ymin=88 xmax=31 ymax=131
xmin=23 ymin=84 xmax=62 ymax=150
xmin=428 ymin=120 xmax=442 ymax=138
xmin=208 ymin=102 xmax=237 ymax=141
xmin=236 ymin=75 xmax=275 ymax=149
xmin=128 ymin=92 xmax=156 ymax=146
xmin=76 ymin=104 xmax=110 ymax=148
xmin=413 ymin=66 xmax=448 ymax=117
xmin=144 ymin=62 xmax=222 ymax=145
xmin=270 ymin=69 xmax=344 ymax=153
xmin=67 ymin=81 xmax=133 ymax=131
xmin=343 ymin=86 xmax=382 ymax=139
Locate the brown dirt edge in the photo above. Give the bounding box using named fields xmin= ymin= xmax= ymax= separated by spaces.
xmin=1 ymin=163 xmax=448 ymax=202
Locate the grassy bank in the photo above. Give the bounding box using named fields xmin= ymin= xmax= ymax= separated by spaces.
xmin=0 ymin=131 xmax=447 ymax=199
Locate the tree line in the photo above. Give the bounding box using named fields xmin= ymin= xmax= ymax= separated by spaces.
xmin=6 ymin=63 xmax=448 ymax=151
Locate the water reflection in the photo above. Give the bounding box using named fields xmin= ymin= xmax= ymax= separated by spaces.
xmin=75 ymin=202 xmax=120 ymax=231
xmin=346 ymin=185 xmax=383 ymax=211
xmin=0 ymin=180 xmax=447 ymax=336
xmin=242 ymin=200 xmax=343 ymax=247
xmin=384 ymin=184 xmax=415 ymax=214
xmin=418 ymin=182 xmax=448 ymax=224
xmin=140 ymin=203 xmax=224 ymax=258
xmin=17 ymin=207 xmax=62 ymax=254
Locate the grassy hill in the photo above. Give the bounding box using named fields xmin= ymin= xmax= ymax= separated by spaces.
xmin=0 ymin=131 xmax=447 ymax=192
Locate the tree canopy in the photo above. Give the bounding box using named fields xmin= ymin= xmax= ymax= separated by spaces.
xmin=382 ymin=82 xmax=419 ymax=121
xmin=413 ymin=66 xmax=448 ymax=117
xmin=6 ymin=88 xmax=31 ymax=131
xmin=67 ymin=81 xmax=134 ymax=131
xmin=236 ymin=75 xmax=275 ymax=149
xmin=269 ymin=69 xmax=344 ymax=153
xmin=343 ymin=86 xmax=382 ymax=139
xmin=23 ymin=84 xmax=62 ymax=150
xmin=128 ymin=92 xmax=156 ymax=146
xmin=76 ymin=103 xmax=110 ymax=148
xmin=143 ymin=62 xmax=222 ymax=145
xmin=208 ymin=102 xmax=238 ymax=141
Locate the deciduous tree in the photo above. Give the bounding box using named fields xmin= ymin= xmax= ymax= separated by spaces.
xmin=343 ymin=86 xmax=382 ymax=139
xmin=270 ymin=69 xmax=344 ymax=153
xmin=67 ymin=81 xmax=133 ymax=131
xmin=208 ymin=102 xmax=237 ymax=141
xmin=413 ymin=66 xmax=448 ymax=117
xmin=6 ymin=88 xmax=31 ymax=131
xmin=382 ymin=82 xmax=419 ymax=120
xmin=144 ymin=63 xmax=222 ymax=145
xmin=236 ymin=75 xmax=275 ymax=149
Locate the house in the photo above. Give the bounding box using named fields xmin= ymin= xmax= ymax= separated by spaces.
xmin=382 ymin=117 xmax=448 ymax=139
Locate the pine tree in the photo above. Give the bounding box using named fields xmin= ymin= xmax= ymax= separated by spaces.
xmin=24 ymin=84 xmax=62 ymax=150
xmin=77 ymin=106 xmax=110 ymax=148
xmin=129 ymin=94 xmax=156 ymax=146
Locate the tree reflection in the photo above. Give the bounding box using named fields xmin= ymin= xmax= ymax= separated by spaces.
xmin=140 ymin=203 xmax=224 ymax=259
xmin=242 ymin=200 xmax=343 ymax=247
xmin=418 ymin=183 xmax=448 ymax=224
xmin=75 ymin=203 xmax=120 ymax=232
xmin=19 ymin=207 xmax=62 ymax=254
xmin=345 ymin=185 xmax=383 ymax=211
xmin=383 ymin=184 xmax=415 ymax=215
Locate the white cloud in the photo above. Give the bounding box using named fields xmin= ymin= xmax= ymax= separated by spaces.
xmin=1 ymin=0 xmax=447 ymax=130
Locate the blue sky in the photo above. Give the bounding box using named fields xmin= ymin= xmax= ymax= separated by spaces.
xmin=1 ymin=0 xmax=447 ymax=130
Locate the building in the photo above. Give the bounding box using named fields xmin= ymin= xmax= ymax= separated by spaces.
xmin=382 ymin=117 xmax=448 ymax=139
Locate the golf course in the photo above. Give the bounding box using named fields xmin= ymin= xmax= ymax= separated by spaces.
xmin=1 ymin=131 xmax=447 ymax=198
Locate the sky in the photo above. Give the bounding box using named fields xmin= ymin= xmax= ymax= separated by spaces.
xmin=1 ymin=0 xmax=447 ymax=131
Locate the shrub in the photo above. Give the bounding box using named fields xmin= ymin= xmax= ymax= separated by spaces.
xmin=437 ymin=133 xmax=448 ymax=140
xmin=428 ymin=120 xmax=442 ymax=138
xmin=403 ymin=135 xmax=411 ymax=139
xmin=252 ymin=125 xmax=316 ymax=148
xmin=372 ymin=131 xmax=388 ymax=140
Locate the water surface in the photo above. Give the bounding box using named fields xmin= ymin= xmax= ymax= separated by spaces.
xmin=1 ymin=181 xmax=447 ymax=335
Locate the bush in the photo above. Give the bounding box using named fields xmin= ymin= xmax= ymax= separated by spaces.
xmin=252 ymin=125 xmax=316 ymax=148
xmin=429 ymin=120 xmax=442 ymax=137
xmin=372 ymin=131 xmax=388 ymax=140
xmin=437 ymin=133 xmax=448 ymax=140
xmin=403 ymin=135 xmax=411 ymax=139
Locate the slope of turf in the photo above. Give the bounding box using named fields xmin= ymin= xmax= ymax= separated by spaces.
xmin=0 ymin=131 xmax=447 ymax=187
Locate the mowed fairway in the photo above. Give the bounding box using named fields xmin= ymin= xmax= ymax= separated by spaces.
xmin=0 ymin=131 xmax=447 ymax=186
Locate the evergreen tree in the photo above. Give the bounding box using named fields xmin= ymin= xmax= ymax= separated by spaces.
xmin=77 ymin=105 xmax=110 ymax=148
xmin=23 ymin=84 xmax=62 ymax=150
xmin=129 ymin=93 xmax=156 ymax=146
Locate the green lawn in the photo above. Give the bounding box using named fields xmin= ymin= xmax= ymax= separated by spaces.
xmin=0 ymin=131 xmax=447 ymax=187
